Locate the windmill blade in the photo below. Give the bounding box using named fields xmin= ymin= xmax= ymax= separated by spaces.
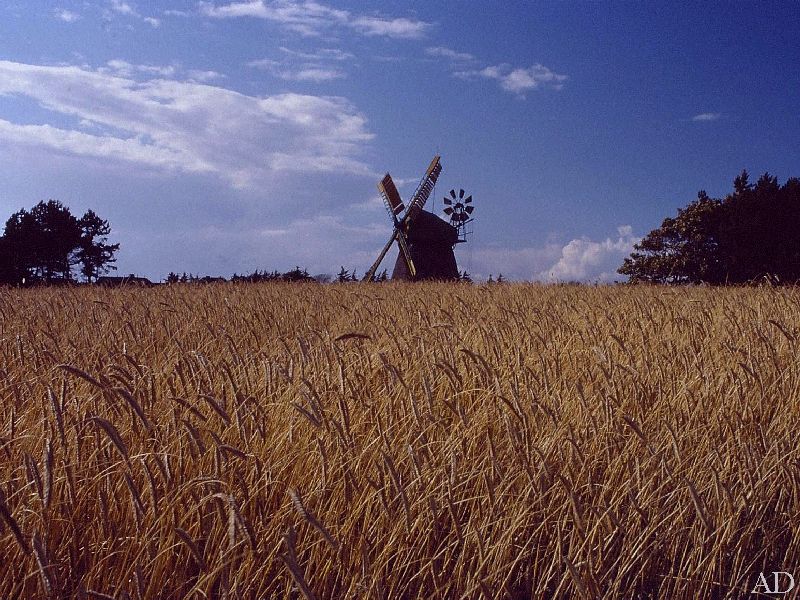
xmin=363 ymin=229 xmax=399 ymax=281
xmin=406 ymin=155 xmax=442 ymax=221
xmin=443 ymin=206 xmax=454 ymax=215
xmin=459 ymin=189 xmax=465 ymax=199
xmin=396 ymin=229 xmax=416 ymax=278
xmin=465 ymin=205 xmax=474 ymax=214
xmin=464 ymin=195 xmax=472 ymax=204
xmin=377 ymin=173 xmax=405 ymax=221
xmin=449 ymin=189 xmax=457 ymax=199
xmin=443 ymin=197 xmax=452 ymax=205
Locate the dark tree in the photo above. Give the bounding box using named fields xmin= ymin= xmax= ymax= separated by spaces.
xmin=0 ymin=237 xmax=26 ymax=284
xmin=2 ymin=201 xmax=80 ymax=283
xmin=619 ymin=171 xmax=800 ymax=284
xmin=337 ymin=266 xmax=351 ymax=283
xmin=77 ymin=209 xmax=120 ymax=282
xmin=0 ymin=201 xmax=119 ymax=285
xmin=1 ymin=209 xmax=38 ymax=284
xmin=619 ymin=191 xmax=723 ymax=284
xmin=282 ymin=266 xmax=314 ymax=282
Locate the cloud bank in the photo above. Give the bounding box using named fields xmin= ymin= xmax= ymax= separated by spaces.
xmin=538 ymin=225 xmax=640 ymax=282
xmin=468 ymin=226 xmax=639 ymax=282
xmin=0 ymin=60 xmax=374 ymax=189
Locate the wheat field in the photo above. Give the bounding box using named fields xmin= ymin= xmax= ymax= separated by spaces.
xmin=1 ymin=282 xmax=799 ymax=598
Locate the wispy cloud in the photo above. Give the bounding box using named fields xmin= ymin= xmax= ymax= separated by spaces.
xmin=692 ymin=112 xmax=722 ymax=122
xmin=144 ymin=214 xmax=388 ymax=276
xmin=106 ymin=0 xmax=161 ymax=27
xmin=199 ymin=0 xmax=432 ymax=39
xmin=456 ymin=63 xmax=567 ymax=97
xmin=248 ymin=59 xmax=346 ymax=81
xmin=54 ymin=8 xmax=80 ymax=22
xmin=425 ymin=46 xmax=475 ymax=63
xmin=429 ymin=46 xmax=566 ymax=98
xmin=103 ymin=59 xmax=176 ymax=77
xmin=0 ymin=60 xmax=374 ymax=188
xmin=350 ymin=15 xmax=429 ymax=39
xmin=186 ymin=69 xmax=225 ymax=82
xmin=249 ymin=45 xmax=353 ymax=82
xmin=279 ymin=47 xmax=353 ymax=61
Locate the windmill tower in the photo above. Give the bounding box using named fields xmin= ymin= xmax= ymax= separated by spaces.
xmin=364 ymin=156 xmax=475 ymax=281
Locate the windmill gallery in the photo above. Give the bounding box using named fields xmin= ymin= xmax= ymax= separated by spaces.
xmin=364 ymin=156 xmax=475 ymax=281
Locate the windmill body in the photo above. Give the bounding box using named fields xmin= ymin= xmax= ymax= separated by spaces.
xmin=364 ymin=156 xmax=475 ymax=282
xmin=391 ymin=209 xmax=459 ymax=280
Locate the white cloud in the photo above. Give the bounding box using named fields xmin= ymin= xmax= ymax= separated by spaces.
xmin=248 ymin=58 xmax=345 ymax=81
xmin=464 ymin=226 xmax=639 ymax=282
xmin=200 ymin=0 xmax=432 ymax=39
xmin=54 ymin=9 xmax=80 ymax=22
xmin=458 ymin=63 xmax=567 ymax=97
xmin=692 ymin=112 xmax=722 ymax=122
xmin=110 ymin=0 xmax=136 ymax=16
xmin=106 ymin=0 xmax=161 ymax=28
xmin=350 ymin=15 xmax=430 ymax=39
xmin=0 ymin=60 xmax=374 ymax=188
xmin=538 ymin=226 xmax=639 ymax=282
xmin=425 ymin=46 xmax=475 ymax=63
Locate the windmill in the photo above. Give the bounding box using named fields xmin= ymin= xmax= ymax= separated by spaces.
xmin=443 ymin=188 xmax=474 ymax=242
xmin=364 ymin=156 xmax=475 ymax=281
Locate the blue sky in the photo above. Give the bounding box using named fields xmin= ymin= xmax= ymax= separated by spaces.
xmin=1 ymin=1 xmax=798 ymax=281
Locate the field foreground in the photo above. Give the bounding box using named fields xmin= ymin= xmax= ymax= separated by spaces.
xmin=1 ymin=283 xmax=799 ymax=598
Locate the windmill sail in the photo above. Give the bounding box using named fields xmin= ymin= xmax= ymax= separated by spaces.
xmin=378 ymin=174 xmax=405 ymax=217
xmin=405 ymin=155 xmax=442 ymax=222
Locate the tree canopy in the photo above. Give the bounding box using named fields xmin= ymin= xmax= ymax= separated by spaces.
xmin=619 ymin=171 xmax=800 ymax=284
xmin=0 ymin=200 xmax=119 ymax=285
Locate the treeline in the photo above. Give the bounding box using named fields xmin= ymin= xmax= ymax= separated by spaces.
xmin=168 ymin=266 xmax=318 ymax=284
xmin=0 ymin=200 xmax=118 ymax=285
xmin=165 ymin=267 xmax=476 ymax=284
xmin=620 ymin=171 xmax=800 ymax=284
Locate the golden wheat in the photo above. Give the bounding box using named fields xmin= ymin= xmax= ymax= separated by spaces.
xmin=1 ymin=282 xmax=799 ymax=597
